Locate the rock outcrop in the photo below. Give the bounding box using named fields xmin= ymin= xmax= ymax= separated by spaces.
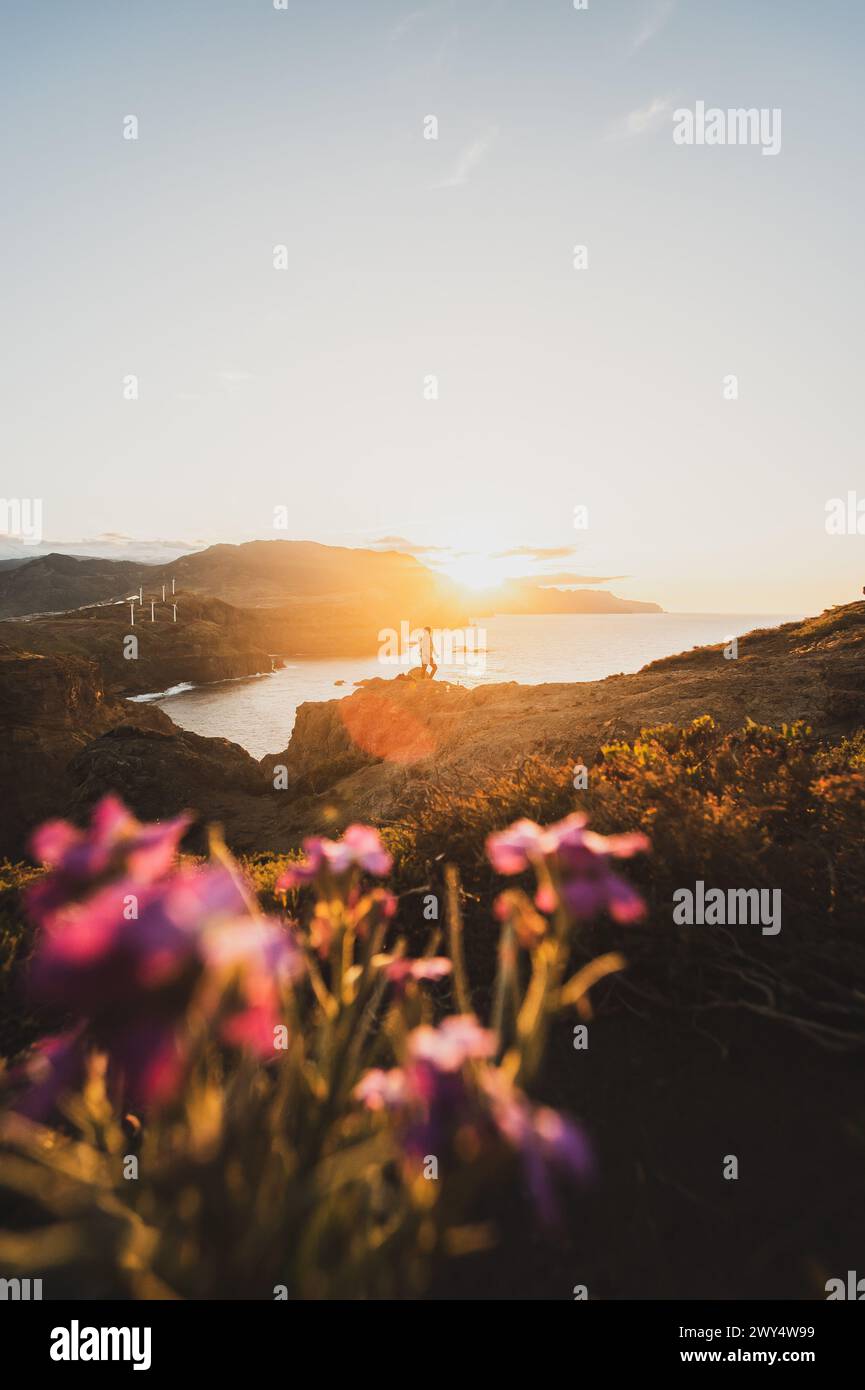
xmin=65 ymin=725 xmax=275 ymax=855
xmin=0 ymin=641 xmax=280 ymax=859
xmin=3 ymin=603 xmax=864 ymax=861
xmin=0 ymin=644 xmax=171 ymax=858
xmin=258 ymin=604 xmax=865 ymax=836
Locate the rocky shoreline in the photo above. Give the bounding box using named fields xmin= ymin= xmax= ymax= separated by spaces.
xmin=1 ymin=602 xmax=864 ymax=861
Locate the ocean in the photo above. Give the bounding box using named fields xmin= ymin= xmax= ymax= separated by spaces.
xmin=144 ymin=612 xmax=803 ymax=760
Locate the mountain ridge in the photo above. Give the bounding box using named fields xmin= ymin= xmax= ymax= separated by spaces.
xmin=0 ymin=539 xmax=662 ymax=624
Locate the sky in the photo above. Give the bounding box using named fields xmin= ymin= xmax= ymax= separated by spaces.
xmin=1 ymin=0 xmax=863 ymax=613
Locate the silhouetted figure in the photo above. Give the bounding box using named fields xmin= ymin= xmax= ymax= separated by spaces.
xmin=419 ymin=626 xmax=438 ymax=679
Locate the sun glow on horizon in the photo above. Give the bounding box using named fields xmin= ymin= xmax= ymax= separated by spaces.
xmin=436 ymin=554 xmax=517 ymax=592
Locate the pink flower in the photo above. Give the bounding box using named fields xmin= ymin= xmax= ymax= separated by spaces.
xmin=487 ymin=812 xmax=649 ymax=924
xmin=28 ymin=796 xmax=191 ymax=926
xmin=354 ymin=1018 xmax=494 ymax=1121
xmin=29 ymin=867 xmax=246 ymax=1015
xmin=384 ymin=957 xmax=452 ymax=991
xmin=13 ymin=799 xmax=301 ymax=1117
xmin=485 ymin=818 xmax=553 ymax=874
xmin=341 ymin=825 xmax=393 ymax=875
xmin=276 ymin=824 xmax=392 ymax=890
xmin=16 ymin=875 xmax=298 ymax=1116
xmin=355 ymin=1018 xmax=494 ymax=1160
xmin=555 ymin=820 xmax=650 ymax=865
xmin=487 ymin=813 xmax=649 ymax=876
xmin=551 ymin=819 xmax=649 ymax=923
xmin=354 ymin=1067 xmax=410 ymax=1111
xmin=202 ymin=917 xmax=304 ymax=1056
xmin=407 ymin=1015 xmax=496 ymax=1072
xmin=354 ymin=1018 xmax=591 ymax=1221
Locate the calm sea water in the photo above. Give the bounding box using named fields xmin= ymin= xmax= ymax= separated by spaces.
xmin=146 ymin=612 xmax=802 ymax=759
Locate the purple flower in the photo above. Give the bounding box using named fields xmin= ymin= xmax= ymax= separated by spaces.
xmin=487 ymin=812 xmax=649 ymax=874
xmin=487 ymin=813 xmax=649 ymax=924
xmin=354 ymin=1016 xmax=496 ymax=1158
xmin=358 ymin=1018 xmax=491 ymax=1152
xmin=9 ymin=1017 xmax=189 ymax=1120
xmin=555 ymin=820 xmax=650 ymax=864
xmin=8 ymin=1028 xmax=90 ymax=1121
xmin=355 ymin=1016 xmax=591 ymax=1221
xmin=14 ymin=808 xmax=299 ymax=1117
xmin=560 ymin=869 xmax=646 ymax=924
xmin=29 ymin=867 xmax=246 ymax=1015
xmin=276 ymin=824 xmax=392 ymax=890
xmin=27 ymin=796 xmax=191 ymax=926
xmin=483 ymin=1071 xmax=593 ymax=1223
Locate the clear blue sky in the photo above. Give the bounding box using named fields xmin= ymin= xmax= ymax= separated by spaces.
xmin=2 ymin=1 xmax=863 ymax=611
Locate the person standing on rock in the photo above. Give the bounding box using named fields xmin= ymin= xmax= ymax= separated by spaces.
xmin=419 ymin=626 xmax=438 ymax=680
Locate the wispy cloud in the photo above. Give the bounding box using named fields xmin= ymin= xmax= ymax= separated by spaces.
xmin=630 ymin=0 xmax=677 ymax=54
xmin=434 ymin=125 xmax=498 ymax=189
xmin=372 ymin=535 xmax=450 ymax=555
xmin=0 ymin=534 xmax=207 ymax=562
xmin=608 ymin=95 xmax=674 ymax=141
xmin=493 ymin=544 xmax=577 ymax=561
xmin=530 ymin=572 xmax=626 ymax=587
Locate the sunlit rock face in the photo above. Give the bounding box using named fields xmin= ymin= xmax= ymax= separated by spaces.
xmin=3 ymin=604 xmax=865 ymax=860
xmin=257 ymin=603 xmax=865 ymax=839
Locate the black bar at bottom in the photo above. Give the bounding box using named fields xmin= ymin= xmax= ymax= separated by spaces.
xmin=0 ymin=1298 xmax=859 ymax=1374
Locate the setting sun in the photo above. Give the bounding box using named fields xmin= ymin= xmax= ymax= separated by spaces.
xmin=439 ymin=554 xmax=512 ymax=592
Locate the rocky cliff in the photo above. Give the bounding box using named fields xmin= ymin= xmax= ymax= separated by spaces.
xmin=258 ymin=603 xmax=865 ymax=834
xmin=65 ymin=725 xmax=273 ymax=855
xmin=0 ymin=644 xmax=172 ymax=858
xmin=3 ymin=603 xmax=864 ymax=861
